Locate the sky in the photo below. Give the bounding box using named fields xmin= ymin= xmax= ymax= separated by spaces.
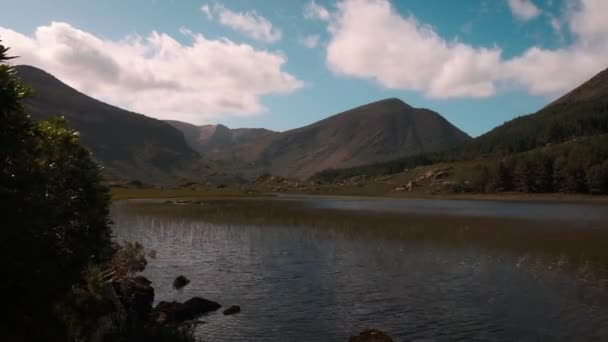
xmin=1 ymin=0 xmax=607 ymax=137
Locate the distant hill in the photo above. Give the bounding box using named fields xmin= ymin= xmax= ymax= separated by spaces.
xmin=462 ymin=67 xmax=608 ymax=156
xmin=258 ymin=98 xmax=471 ymax=178
xmin=164 ymin=121 xmax=277 ymax=156
xmin=15 ymin=65 xmax=199 ymax=183
xmin=169 ymin=99 xmax=471 ymax=179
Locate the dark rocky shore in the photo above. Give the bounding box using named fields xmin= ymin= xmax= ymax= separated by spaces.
xmin=106 ymin=275 xmax=391 ymax=341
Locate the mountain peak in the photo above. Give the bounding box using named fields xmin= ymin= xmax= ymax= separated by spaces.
xmin=366 ymin=97 xmax=412 ymax=109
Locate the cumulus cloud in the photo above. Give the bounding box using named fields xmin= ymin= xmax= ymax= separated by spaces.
xmin=325 ymin=0 xmax=501 ymax=98
xmin=304 ymin=0 xmax=331 ymax=21
xmin=0 ymin=22 xmax=302 ymax=123
xmin=322 ymin=0 xmax=608 ymax=99
xmin=299 ymin=34 xmax=320 ymax=48
xmin=202 ymin=3 xmax=282 ymax=43
xmin=504 ymin=0 xmax=608 ymax=95
xmin=508 ymin=0 xmax=542 ymax=21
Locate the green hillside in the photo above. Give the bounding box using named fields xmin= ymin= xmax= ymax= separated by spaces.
xmin=312 ymin=68 xmax=608 ymax=195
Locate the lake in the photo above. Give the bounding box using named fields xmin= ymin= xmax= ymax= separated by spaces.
xmin=112 ymin=196 xmax=608 ymax=341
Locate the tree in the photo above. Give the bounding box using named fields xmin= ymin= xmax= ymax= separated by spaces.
xmin=513 ymin=157 xmax=533 ymax=192
xmin=0 ymin=41 xmax=112 ymax=340
xmin=587 ymin=163 xmax=608 ymax=195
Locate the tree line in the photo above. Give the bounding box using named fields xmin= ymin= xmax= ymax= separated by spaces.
xmin=464 ymin=135 xmax=608 ymax=194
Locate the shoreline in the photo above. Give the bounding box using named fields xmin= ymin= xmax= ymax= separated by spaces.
xmin=110 ymin=187 xmax=608 ymax=205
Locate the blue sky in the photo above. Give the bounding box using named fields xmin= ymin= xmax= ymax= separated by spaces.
xmin=1 ymin=0 xmax=607 ymax=137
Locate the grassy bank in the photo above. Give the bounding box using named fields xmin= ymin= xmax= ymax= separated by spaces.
xmin=110 ymin=187 xmax=267 ymax=200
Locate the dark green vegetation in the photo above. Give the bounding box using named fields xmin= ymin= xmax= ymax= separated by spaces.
xmin=1 ymin=42 xmax=112 ymax=340
xmin=313 ymin=68 xmax=608 ymax=195
xmin=14 ymin=65 xmax=200 ymax=183
xmin=110 ymin=187 xmax=265 ymax=200
xmin=1 ymin=43 xmax=196 ymax=342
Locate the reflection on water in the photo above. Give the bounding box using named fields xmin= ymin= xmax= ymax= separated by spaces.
xmin=112 ymin=197 xmax=608 ymax=341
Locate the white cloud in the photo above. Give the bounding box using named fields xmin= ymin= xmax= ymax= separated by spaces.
xmin=322 ymin=0 xmax=608 ymax=99
xmin=508 ymin=0 xmax=542 ymax=21
xmin=304 ymin=0 xmax=331 ymax=21
xmin=0 ymin=22 xmax=302 ymax=123
xmin=299 ymin=34 xmax=320 ymax=48
xmin=201 ymin=4 xmax=213 ymax=19
xmin=325 ymin=0 xmax=501 ymax=98
xmin=504 ymin=0 xmax=608 ymax=95
xmin=202 ymin=3 xmax=282 ymax=43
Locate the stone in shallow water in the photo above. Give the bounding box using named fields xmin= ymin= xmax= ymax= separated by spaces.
xmin=223 ymin=305 xmax=241 ymax=315
xmin=172 ymin=275 xmax=191 ymax=289
xmin=348 ymin=329 xmax=393 ymax=342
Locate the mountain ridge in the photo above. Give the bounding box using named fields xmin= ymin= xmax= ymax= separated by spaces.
xmin=15 ymin=65 xmax=200 ymax=183
xmin=169 ymin=97 xmax=471 ymax=179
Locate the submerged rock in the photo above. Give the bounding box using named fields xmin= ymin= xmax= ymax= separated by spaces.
xmin=172 ymin=275 xmax=191 ymax=289
xmin=223 ymin=305 xmax=241 ymax=315
xmin=152 ymin=297 xmax=221 ymax=323
xmin=349 ymin=329 xmax=393 ymax=342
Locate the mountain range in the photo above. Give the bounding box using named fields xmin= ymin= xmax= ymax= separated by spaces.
xmin=166 ymin=99 xmax=470 ymax=178
xmin=16 ymin=64 xmax=470 ymax=182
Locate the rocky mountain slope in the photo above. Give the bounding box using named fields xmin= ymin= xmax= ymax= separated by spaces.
xmin=15 ymin=65 xmax=199 ymax=183
xmin=170 ymin=98 xmax=471 ymax=179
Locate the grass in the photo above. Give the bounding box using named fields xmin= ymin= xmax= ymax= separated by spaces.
xmin=117 ymin=198 xmax=608 ymax=268
xmin=110 ymin=187 xmax=267 ymax=200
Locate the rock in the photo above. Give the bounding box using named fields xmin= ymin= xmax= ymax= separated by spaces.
xmin=349 ymin=329 xmax=393 ymax=342
xmin=406 ymin=181 xmax=414 ymax=191
xmin=223 ymin=305 xmax=241 ymax=315
xmin=173 ymin=275 xmax=191 ymax=290
xmin=433 ymin=170 xmax=449 ymax=179
xmin=112 ymin=276 xmax=154 ymax=323
xmin=152 ymin=297 xmax=221 ymax=323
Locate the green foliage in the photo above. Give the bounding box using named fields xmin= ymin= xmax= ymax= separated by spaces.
xmin=465 ymin=135 xmax=608 ymax=194
xmin=0 ymin=40 xmax=113 ymax=340
xmin=109 ymin=241 xmax=156 ymax=281
xmin=461 ymin=95 xmax=608 ymax=156
xmin=311 ymin=153 xmax=447 ymax=183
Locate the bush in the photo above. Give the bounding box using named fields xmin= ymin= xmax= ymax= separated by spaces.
xmin=0 ymin=40 xmax=112 ymax=340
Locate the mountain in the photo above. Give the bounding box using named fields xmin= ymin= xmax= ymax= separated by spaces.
xmin=164 ymin=121 xmax=277 ymax=156
xmin=15 ymin=65 xmax=199 ymax=183
xmin=258 ymin=99 xmax=471 ymax=178
xmin=169 ymin=98 xmax=471 ymax=179
xmin=16 ymin=65 xmax=471 ymax=181
xmin=462 ymin=67 xmax=608 ymax=156
xmin=311 ymin=67 xmax=608 ymax=195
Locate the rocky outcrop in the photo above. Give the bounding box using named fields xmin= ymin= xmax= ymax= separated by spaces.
xmin=349 ymin=329 xmax=393 ymax=342
xmin=152 ymin=297 xmax=221 ymax=323
xmin=112 ymin=276 xmax=155 ymax=323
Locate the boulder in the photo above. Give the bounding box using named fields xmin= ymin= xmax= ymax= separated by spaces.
xmin=349 ymin=329 xmax=393 ymax=342
xmin=152 ymin=297 xmax=221 ymax=323
xmin=112 ymin=276 xmax=154 ymax=323
xmin=172 ymin=275 xmax=191 ymax=290
xmin=222 ymin=305 xmax=241 ymax=316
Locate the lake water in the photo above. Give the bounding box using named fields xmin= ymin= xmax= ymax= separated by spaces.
xmin=112 ymin=196 xmax=608 ymax=341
